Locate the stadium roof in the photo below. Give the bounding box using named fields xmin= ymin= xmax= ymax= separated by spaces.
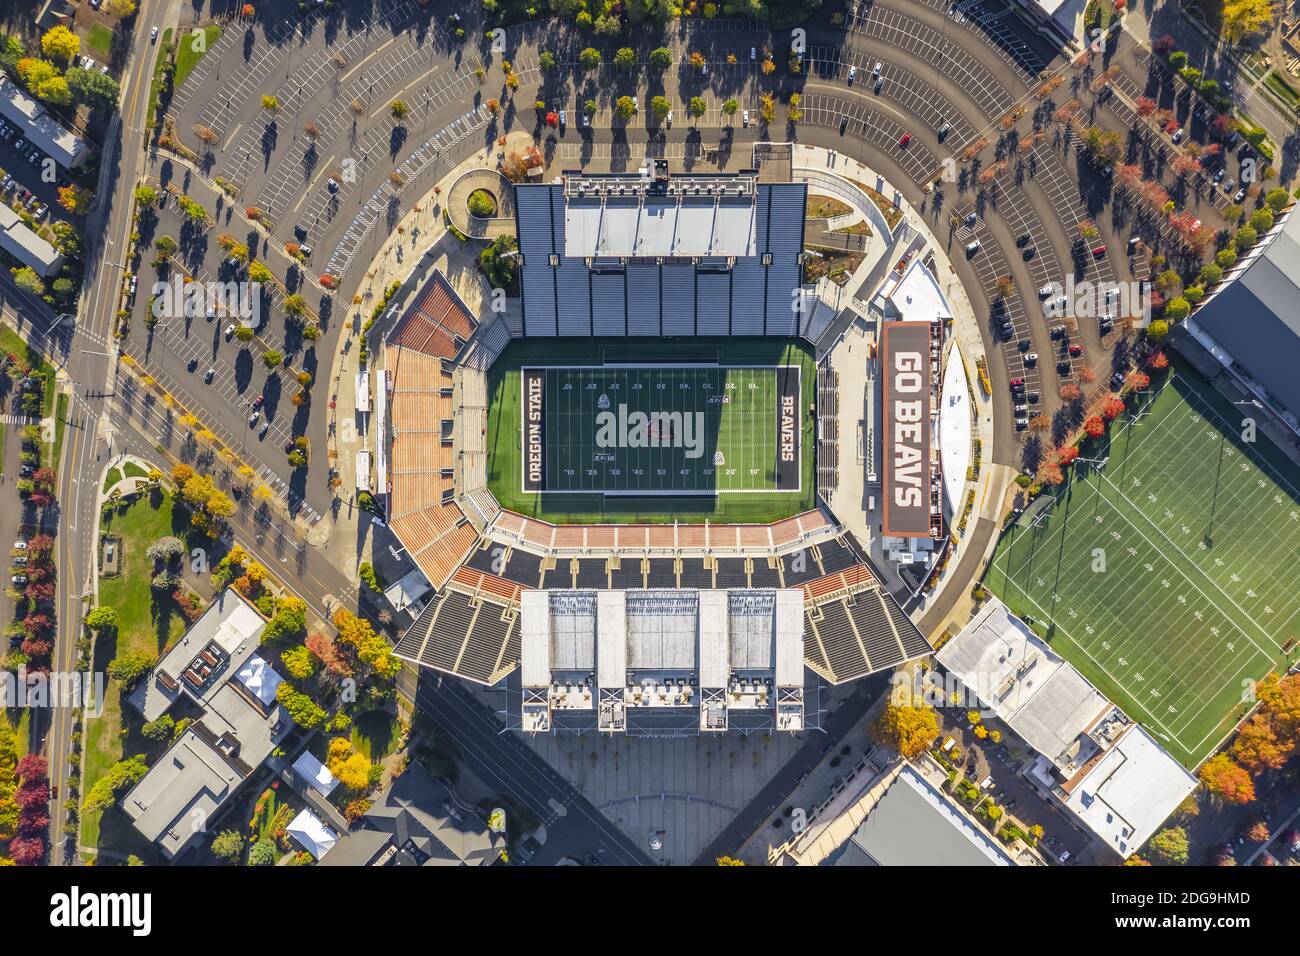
xmin=515 ymin=176 xmax=806 ymax=337
xmin=1185 ymin=207 xmax=1300 ymax=424
xmin=876 ymin=258 xmax=953 ymax=325
xmin=834 ymin=764 xmax=1016 ymax=866
xmin=564 ymin=193 xmax=758 ymax=258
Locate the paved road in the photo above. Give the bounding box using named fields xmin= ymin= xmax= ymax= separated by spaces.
xmin=47 ymin=0 xmax=179 ymax=862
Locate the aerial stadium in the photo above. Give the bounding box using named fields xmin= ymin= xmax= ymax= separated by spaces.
xmin=379 ymin=154 xmax=949 ymax=736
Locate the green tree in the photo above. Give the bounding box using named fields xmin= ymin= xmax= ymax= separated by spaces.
xmin=1221 ymin=0 xmax=1276 ymax=44
xmin=390 ymin=99 xmax=409 ymax=121
xmin=11 ymin=266 xmax=42 ymax=297
xmin=1146 ymin=319 xmax=1169 ymax=342
xmin=106 ymin=650 xmax=157 ymax=687
xmin=82 ymin=755 xmax=149 ymax=813
xmin=1147 ymin=826 xmax=1190 ymax=865
xmin=1264 ymin=187 xmax=1290 ymax=214
xmin=721 ymin=98 xmax=739 ymax=119
xmin=614 ymin=47 xmax=636 ymax=70
xmin=261 ymin=94 xmax=280 ymax=112
xmin=579 ymin=47 xmax=601 ymax=71
xmin=688 ymin=96 xmax=707 ymax=119
xmin=649 ymin=47 xmax=672 ymax=70
xmin=614 ymin=95 xmax=636 ymax=120
xmin=85 ymin=606 xmax=117 ymax=632
xmin=262 ymin=349 xmax=283 ymax=368
xmin=1163 ymin=297 xmax=1191 ymax=322
xmin=281 ymin=645 xmax=317 ymax=680
xmin=211 ymin=829 xmax=244 ymax=864
xmin=650 ymin=95 xmax=671 ymax=120
xmin=247 ymin=839 xmax=278 ymax=866
xmin=141 ymin=714 xmax=175 ymax=742
xmin=538 ymin=51 xmax=557 ymax=71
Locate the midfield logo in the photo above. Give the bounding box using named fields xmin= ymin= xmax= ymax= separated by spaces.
xmin=595 ymin=405 xmax=706 ymax=460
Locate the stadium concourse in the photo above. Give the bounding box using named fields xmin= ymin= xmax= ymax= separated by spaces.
xmin=378 ymin=158 xmax=935 ymax=736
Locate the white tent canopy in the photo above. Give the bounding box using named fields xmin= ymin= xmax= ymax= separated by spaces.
xmin=291 ymin=750 xmax=339 ymax=797
xmin=287 ymin=808 xmax=338 ymax=860
xmin=235 ymin=653 xmax=283 ymax=707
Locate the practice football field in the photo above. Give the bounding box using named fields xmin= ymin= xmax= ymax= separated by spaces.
xmin=523 ymin=365 xmax=800 ymax=494
xmin=984 ymin=365 xmax=1300 ymax=768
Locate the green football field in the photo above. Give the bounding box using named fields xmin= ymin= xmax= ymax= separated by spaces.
xmin=486 ymin=337 xmax=817 ymax=524
xmin=527 ymin=365 xmax=798 ymax=495
xmin=984 ymin=364 xmax=1300 ymax=768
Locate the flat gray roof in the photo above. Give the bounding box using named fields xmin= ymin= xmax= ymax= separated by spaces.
xmin=836 ymin=764 xmax=1015 ymax=866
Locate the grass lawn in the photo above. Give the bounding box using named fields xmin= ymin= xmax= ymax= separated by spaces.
xmin=102 ymin=466 xmax=121 ymax=494
xmin=485 ymin=337 xmax=817 ymax=524
xmin=46 ymin=391 xmax=68 ymax=468
xmin=984 ymin=361 xmax=1300 ymax=768
xmin=351 ymin=709 xmax=400 ymax=762
xmin=85 ymin=22 xmax=114 ymax=58
xmin=123 ymin=460 xmax=148 ymax=480
xmin=173 ymin=25 xmax=221 ymax=94
xmin=806 ymin=194 xmax=853 ymax=219
xmin=0 ymin=707 xmax=30 ymax=755
xmin=1264 ymin=70 xmax=1300 ymax=112
xmin=145 ymin=28 xmax=173 ymax=131
xmin=81 ymin=492 xmax=194 ymax=848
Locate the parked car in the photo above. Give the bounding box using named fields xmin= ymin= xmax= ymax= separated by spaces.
xmin=151 ymin=26 xmax=159 ymax=42
xmin=224 ymin=323 xmax=236 ymax=339
xmin=204 ymin=367 xmax=216 ymax=384
xmin=1171 ymin=127 xmax=1184 ymax=144
xmin=898 ymin=131 xmax=911 ymax=147
xmin=258 ymin=420 xmax=271 ymax=440
xmin=847 ymin=65 xmax=857 ymax=85
xmin=12 ymin=540 xmax=26 ymax=551
xmin=251 ymin=394 xmax=265 ymax=410
xmin=743 ymin=110 xmax=750 ymax=128
xmin=1068 ymin=343 xmax=1083 ymax=356
xmin=1024 ymin=352 xmax=1038 ymax=367
xmin=1015 ymin=232 xmax=1031 ymax=247
xmin=187 ymin=357 xmax=199 ymax=372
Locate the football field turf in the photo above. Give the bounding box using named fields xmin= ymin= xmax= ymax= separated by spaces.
xmin=524 ymin=365 xmax=799 ymax=495
xmin=984 ymin=365 xmax=1300 ymax=768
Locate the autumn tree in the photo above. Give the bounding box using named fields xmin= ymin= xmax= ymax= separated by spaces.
xmin=1198 ymin=753 xmax=1256 ymax=805
xmin=871 ymin=702 xmax=939 ymax=758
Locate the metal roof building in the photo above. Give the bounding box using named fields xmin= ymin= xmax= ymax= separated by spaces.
xmin=0 ymin=203 xmax=63 ymax=278
xmin=514 ymin=164 xmax=807 ymax=338
xmin=0 ymin=76 xmax=90 ymax=170
xmin=832 ymin=763 xmax=1017 ymax=866
xmin=1183 ymin=205 xmax=1300 ymax=437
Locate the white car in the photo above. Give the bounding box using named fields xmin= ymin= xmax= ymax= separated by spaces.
xmin=582 ymin=112 xmax=590 ymax=128
xmin=847 ymin=65 xmax=857 ymax=85
xmin=750 ymin=47 xmax=756 ymax=61
xmin=558 ymin=109 xmax=566 ymax=127
xmin=742 ymin=110 xmax=750 ymax=128
xmin=150 ymin=26 xmax=159 ymax=43
xmin=12 ymin=541 xmax=26 ymax=551
xmin=1171 ymin=127 xmax=1184 ymax=144
xmin=224 ymin=323 xmax=236 ymax=340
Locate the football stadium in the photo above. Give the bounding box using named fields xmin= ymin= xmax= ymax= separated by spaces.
xmin=377 ymin=159 xmax=934 ymax=736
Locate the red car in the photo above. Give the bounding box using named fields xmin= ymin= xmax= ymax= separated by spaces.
xmin=251 ymin=394 xmax=264 ymax=410
xmin=1009 ymin=377 xmax=1025 ymax=387
xmin=898 ymin=132 xmax=912 ymax=147
xmin=1068 ymin=344 xmax=1083 ymax=356
xmin=1091 ymin=244 xmax=1106 ymax=257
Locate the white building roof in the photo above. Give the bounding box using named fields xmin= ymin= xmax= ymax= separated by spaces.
xmin=698 ymin=590 xmax=729 ymax=688
xmin=382 ymin=566 xmax=432 ymax=614
xmin=519 ymin=590 xmax=551 ymax=688
xmin=287 ymin=808 xmax=339 ymax=860
xmin=1064 ymin=724 xmax=1197 ymax=859
xmin=564 ymin=196 xmax=758 ymax=258
xmin=937 ymin=597 xmax=1109 ymax=766
xmin=939 ymin=342 xmax=973 ymax=520
xmin=596 ymin=590 xmax=627 ymax=690
xmin=355 ymin=370 xmax=371 ymax=412
xmin=883 ymin=258 xmax=953 ymax=324
xmin=291 ymin=750 xmax=339 ymax=797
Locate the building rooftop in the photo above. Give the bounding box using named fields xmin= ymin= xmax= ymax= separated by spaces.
xmin=0 ymin=75 xmax=90 ymax=169
xmin=1185 ymin=207 xmax=1300 ymax=427
xmin=0 ymin=202 xmax=63 ymax=278
xmin=938 ymin=597 xmax=1197 ymax=857
xmin=833 ymin=763 xmax=1017 ymax=866
xmin=129 ymin=589 xmax=267 ymax=722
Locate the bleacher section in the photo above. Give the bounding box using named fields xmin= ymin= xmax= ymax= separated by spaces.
xmin=817 ymin=363 xmax=840 ymax=494
xmin=383 ymin=273 xmax=483 ymax=589
xmin=399 ymin=547 xmax=928 ymax=686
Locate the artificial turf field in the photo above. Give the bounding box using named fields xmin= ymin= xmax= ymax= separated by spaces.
xmin=984 ymin=363 xmax=1300 ymax=768
xmin=527 ymin=365 xmax=797 ymax=494
xmin=487 ymin=337 xmax=816 ymax=524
